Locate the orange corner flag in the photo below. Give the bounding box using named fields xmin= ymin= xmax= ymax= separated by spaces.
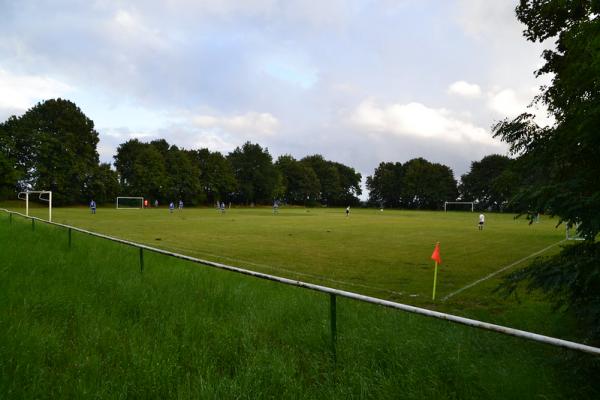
xmin=431 ymin=242 xmax=442 ymax=265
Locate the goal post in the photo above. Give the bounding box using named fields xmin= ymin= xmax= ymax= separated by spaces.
xmin=116 ymin=197 xmax=144 ymax=209
xmin=444 ymin=201 xmax=474 ymax=212
xmin=18 ymin=190 xmax=53 ymax=222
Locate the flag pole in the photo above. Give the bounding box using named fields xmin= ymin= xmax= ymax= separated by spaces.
xmin=432 ymin=261 xmax=439 ymax=300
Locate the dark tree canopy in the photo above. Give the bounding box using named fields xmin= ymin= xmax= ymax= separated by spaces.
xmin=366 ymin=158 xmax=458 ymax=210
xmin=333 ymin=162 xmax=362 ymax=206
xmin=495 ymin=1 xmax=600 ymax=344
xmin=188 ymin=148 xmax=237 ymax=204
xmin=300 ymin=154 xmax=361 ymax=206
xmin=494 ymin=1 xmax=600 ymax=239
xmin=401 ymin=158 xmax=458 ymax=210
xmin=366 ymin=162 xmax=404 ymax=208
xmin=459 ymin=155 xmax=515 ymax=211
xmin=164 ymin=145 xmax=201 ymax=204
xmin=114 ymin=139 xmax=206 ymax=204
xmin=0 ymin=116 xmax=23 ymax=198
xmin=227 ymin=142 xmax=281 ymax=204
xmin=0 ymin=99 xmax=100 ymax=205
xmin=275 ymin=155 xmax=320 ymax=205
xmin=83 ymin=163 xmax=120 ymax=204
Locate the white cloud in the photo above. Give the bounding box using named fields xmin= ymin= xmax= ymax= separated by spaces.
xmin=487 ymin=87 xmax=554 ymax=126
xmin=350 ymin=99 xmax=497 ymax=145
xmin=191 ymin=111 xmax=279 ymax=137
xmin=448 ymin=80 xmax=481 ymax=98
xmin=487 ymin=88 xmax=527 ymax=118
xmin=188 ymin=132 xmax=237 ymax=153
xmin=0 ymin=68 xmax=72 ymax=112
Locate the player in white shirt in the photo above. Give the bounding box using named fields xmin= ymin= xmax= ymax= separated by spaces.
xmin=478 ymin=213 xmax=485 ymax=230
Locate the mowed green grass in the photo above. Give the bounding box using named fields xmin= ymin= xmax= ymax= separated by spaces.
xmin=0 ymin=213 xmax=597 ymax=399
xmin=15 ymin=203 xmax=564 ymax=306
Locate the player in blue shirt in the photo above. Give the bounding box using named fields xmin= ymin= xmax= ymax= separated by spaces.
xmin=90 ymin=200 xmax=96 ymax=214
xmin=169 ymin=202 xmax=174 ymax=213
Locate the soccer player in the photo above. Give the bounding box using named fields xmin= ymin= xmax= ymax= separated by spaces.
xmin=144 ymin=199 xmax=149 ymax=208
xmin=478 ymin=213 xmax=485 ymax=230
xmin=154 ymin=199 xmax=159 ymax=208
xmin=346 ymin=206 xmax=350 ymax=217
xmin=178 ymin=200 xmax=183 ymax=210
xmin=90 ymin=199 xmax=96 ymax=214
xmin=169 ymin=202 xmax=174 ymax=213
xmin=220 ymin=202 xmax=225 ymax=213
xmin=273 ymin=200 xmax=279 ymax=215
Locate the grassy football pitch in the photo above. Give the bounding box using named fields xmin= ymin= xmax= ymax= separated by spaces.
xmin=13 ymin=204 xmax=566 ymax=319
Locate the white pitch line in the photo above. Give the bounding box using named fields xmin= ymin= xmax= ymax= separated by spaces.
xmin=442 ymin=240 xmax=566 ymax=301
xmin=165 ymin=244 xmax=405 ymax=297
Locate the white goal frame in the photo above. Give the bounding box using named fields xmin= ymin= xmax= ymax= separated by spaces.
xmin=566 ymin=223 xmax=584 ymax=241
xmin=18 ymin=190 xmax=53 ymax=222
xmin=116 ymin=197 xmax=144 ymax=209
xmin=444 ymin=201 xmax=474 ymax=212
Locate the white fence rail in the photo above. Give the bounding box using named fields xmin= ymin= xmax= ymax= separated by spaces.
xmin=1 ymin=208 xmax=599 ymax=356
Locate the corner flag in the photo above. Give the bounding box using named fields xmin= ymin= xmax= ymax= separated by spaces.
xmin=431 ymin=242 xmax=442 ymax=300
xmin=431 ymin=242 xmax=442 ymax=265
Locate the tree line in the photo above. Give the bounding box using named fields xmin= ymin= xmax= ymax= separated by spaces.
xmin=0 ymin=98 xmax=520 ymax=209
xmin=366 ymin=155 xmax=517 ymax=211
xmin=0 ymin=99 xmax=365 ymax=206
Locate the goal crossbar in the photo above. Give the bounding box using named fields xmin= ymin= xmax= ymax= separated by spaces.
xmin=18 ymin=190 xmax=53 ymax=222
xmin=116 ymin=197 xmax=144 ymax=209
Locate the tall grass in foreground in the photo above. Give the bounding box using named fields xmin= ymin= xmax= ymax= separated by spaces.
xmin=0 ymin=214 xmax=597 ymax=399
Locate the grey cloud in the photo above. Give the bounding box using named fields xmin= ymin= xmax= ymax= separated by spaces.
xmin=3 ymin=0 xmax=540 ymax=192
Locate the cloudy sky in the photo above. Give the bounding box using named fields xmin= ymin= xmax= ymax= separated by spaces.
xmin=0 ymin=0 xmax=551 ymax=194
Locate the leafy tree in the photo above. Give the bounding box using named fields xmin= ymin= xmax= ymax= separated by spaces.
xmin=133 ymin=145 xmax=168 ymax=201
xmin=332 ymin=162 xmax=362 ymax=206
xmin=494 ymin=1 xmax=600 ymax=344
xmin=114 ymin=139 xmax=146 ymax=190
xmin=400 ymin=158 xmax=458 ymax=210
xmin=0 ymin=117 xmax=23 ymax=199
xmin=115 ymin=139 xmax=168 ymax=201
xmin=301 ymin=155 xmax=341 ymax=205
xmin=228 ymin=142 xmax=280 ymax=204
xmin=188 ymin=148 xmax=237 ymax=204
xmin=83 ymin=163 xmax=120 ymax=204
xmin=164 ymin=145 xmax=201 ymax=205
xmin=275 ymin=155 xmax=320 ymax=205
xmin=459 ymin=154 xmax=515 ymax=211
xmin=493 ymin=0 xmax=600 ymax=239
xmin=366 ymin=162 xmax=404 ymax=208
xmin=149 ymin=139 xmax=170 ymax=158
xmin=7 ymin=99 xmax=100 ymax=205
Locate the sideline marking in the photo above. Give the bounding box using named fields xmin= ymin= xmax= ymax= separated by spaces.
xmin=442 ymin=240 xmax=566 ymax=301
xmin=166 ymin=244 xmax=405 ymax=297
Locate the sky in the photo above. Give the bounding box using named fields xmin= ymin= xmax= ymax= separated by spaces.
xmin=0 ymin=0 xmax=552 ymax=196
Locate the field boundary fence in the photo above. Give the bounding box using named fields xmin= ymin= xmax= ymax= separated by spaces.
xmin=1 ymin=208 xmax=599 ymax=357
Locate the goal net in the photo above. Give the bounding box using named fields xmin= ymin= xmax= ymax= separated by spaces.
xmin=444 ymin=201 xmax=474 ymax=212
xmin=116 ymin=197 xmax=144 ymax=209
xmin=18 ymin=190 xmax=53 ymax=222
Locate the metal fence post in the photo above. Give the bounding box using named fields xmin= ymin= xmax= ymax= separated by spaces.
xmin=330 ymin=293 xmax=337 ymax=361
xmin=140 ymin=248 xmax=144 ymax=273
